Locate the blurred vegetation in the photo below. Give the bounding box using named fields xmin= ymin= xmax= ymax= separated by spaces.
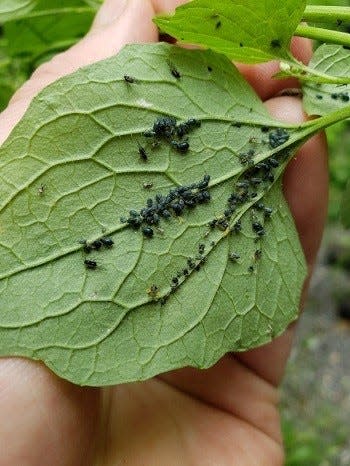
xmin=0 ymin=1 xmax=349 ymax=464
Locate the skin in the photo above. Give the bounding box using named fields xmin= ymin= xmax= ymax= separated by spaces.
xmin=0 ymin=1 xmax=328 ymax=465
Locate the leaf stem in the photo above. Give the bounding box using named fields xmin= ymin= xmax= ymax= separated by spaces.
xmin=300 ymin=104 xmax=350 ymax=135
xmin=303 ymin=5 xmax=350 ymax=24
xmin=295 ymin=24 xmax=350 ymax=48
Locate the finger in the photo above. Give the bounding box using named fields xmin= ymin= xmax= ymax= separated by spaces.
xmin=0 ymin=358 xmax=100 ymax=466
xmin=0 ymin=0 xmax=158 ymax=145
xmin=236 ymin=96 xmax=328 ymax=386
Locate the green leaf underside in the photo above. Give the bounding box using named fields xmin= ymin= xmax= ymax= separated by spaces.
xmin=154 ymin=0 xmax=306 ymax=64
xmin=0 ymin=0 xmax=37 ymax=22
xmin=0 ymin=43 xmax=308 ymax=386
xmin=303 ymin=44 xmax=350 ymax=116
xmin=3 ymin=0 xmax=95 ymax=57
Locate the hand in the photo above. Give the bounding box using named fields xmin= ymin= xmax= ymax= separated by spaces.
xmin=0 ymin=1 xmax=328 ymax=465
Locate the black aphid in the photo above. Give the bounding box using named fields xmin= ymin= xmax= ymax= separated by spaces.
xmin=124 ymin=75 xmax=137 ymax=83
xmin=138 ymin=145 xmax=148 ymax=161
xmin=198 ymin=243 xmax=205 ymax=254
xmin=215 ymin=21 xmax=222 ymax=29
xmin=169 ymin=63 xmax=181 ymax=79
xmin=232 ymin=220 xmax=242 ymax=233
xmin=269 ymin=128 xmax=289 ymax=149
xmin=171 ymin=140 xmax=190 ymax=153
xmin=142 ymin=226 xmax=154 ymax=238
xmin=316 ymin=94 xmax=323 ymax=100
xmin=101 ymin=237 xmax=114 ymax=248
xmin=143 ymin=130 xmax=156 ymax=138
xmin=248 ymin=265 xmax=255 ymax=273
xmin=331 ymin=93 xmax=338 ymax=100
xmin=183 ymin=268 xmax=189 ymax=276
xmin=261 ymin=126 xmax=269 ymax=133
xmin=84 ymin=259 xmax=97 ymax=270
xmin=143 ymin=182 xmax=153 ymax=190
xmin=264 ymin=207 xmax=273 ymax=218
xmin=172 ymin=277 xmax=179 ymax=285
xmin=207 ymin=66 xmax=213 ymax=72
xmin=270 ymin=39 xmax=281 ymax=48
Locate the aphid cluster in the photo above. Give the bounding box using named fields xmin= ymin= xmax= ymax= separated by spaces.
xmin=121 ymin=175 xmax=211 ymax=238
xmin=142 ymin=116 xmax=201 ymax=155
xmin=268 ymin=128 xmax=290 ymax=149
xmin=158 ymin=243 xmax=209 ymax=305
xmin=81 ymin=236 xmax=114 ymax=270
xmin=80 ymin=236 xmax=114 ymax=254
xmin=331 ymin=91 xmax=349 ymax=102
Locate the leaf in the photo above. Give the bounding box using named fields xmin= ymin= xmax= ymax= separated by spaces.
xmin=0 ymin=0 xmax=37 ymax=22
xmin=154 ymin=0 xmax=307 ymax=64
xmin=303 ymin=44 xmax=350 ymax=115
xmin=3 ymin=0 xmax=95 ymax=58
xmin=0 ymin=43 xmax=311 ymax=386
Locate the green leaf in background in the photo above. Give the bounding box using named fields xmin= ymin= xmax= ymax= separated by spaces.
xmin=0 ymin=43 xmax=313 ymax=386
xmin=0 ymin=0 xmax=37 ymax=22
xmin=154 ymin=0 xmax=307 ymax=64
xmin=2 ymin=0 xmax=95 ymax=58
xmin=340 ymin=179 xmax=350 ymax=228
xmin=303 ymin=44 xmax=350 ymax=115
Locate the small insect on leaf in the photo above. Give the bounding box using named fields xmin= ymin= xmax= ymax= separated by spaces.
xmin=38 ymin=184 xmax=45 ymax=195
xmin=84 ymin=259 xmax=97 ymax=270
xmin=124 ymin=75 xmax=137 ymax=83
xmin=138 ymin=145 xmax=148 ymax=161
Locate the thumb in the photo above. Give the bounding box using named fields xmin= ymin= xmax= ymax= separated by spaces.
xmin=0 ymin=0 xmax=158 ymax=145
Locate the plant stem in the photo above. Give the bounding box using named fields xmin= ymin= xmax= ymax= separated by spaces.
xmin=303 ymin=5 xmax=350 ymax=24
xmin=300 ymin=105 xmax=350 ymax=136
xmin=295 ymin=24 xmax=350 ymax=48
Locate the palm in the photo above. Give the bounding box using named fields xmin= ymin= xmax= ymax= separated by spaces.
xmin=0 ymin=1 xmax=328 ymax=465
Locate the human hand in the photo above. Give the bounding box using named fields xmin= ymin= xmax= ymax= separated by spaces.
xmin=0 ymin=1 xmax=328 ymax=465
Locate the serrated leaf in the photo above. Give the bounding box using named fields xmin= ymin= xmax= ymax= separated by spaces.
xmin=303 ymin=44 xmax=350 ymax=115
xmin=0 ymin=43 xmax=311 ymax=386
xmin=0 ymin=0 xmax=37 ymax=22
xmin=154 ymin=0 xmax=306 ymax=64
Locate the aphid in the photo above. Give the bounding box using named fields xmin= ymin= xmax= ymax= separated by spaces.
xmin=207 ymin=66 xmax=213 ymax=72
xmin=186 ymin=118 xmax=201 ymax=128
xmin=183 ymin=268 xmax=189 ymax=276
xmin=316 ymin=94 xmax=323 ymax=100
xmin=160 ymin=296 xmax=169 ymax=306
xmin=142 ymin=226 xmax=154 ymax=238
xmin=208 ymin=219 xmax=217 ymax=229
xmin=331 ymin=93 xmax=338 ymax=100
xmin=270 ymin=39 xmax=281 ymax=48
xmin=232 ymin=220 xmax=242 ymax=233
xmin=79 ymin=239 xmax=92 ymax=254
xmin=250 ymin=177 xmax=262 ymax=186
xmin=143 ymin=182 xmax=153 ymax=190
xmin=147 ymin=284 xmax=159 ymax=298
xmin=216 ymin=218 xmax=229 ymax=231
xmin=267 ymin=158 xmax=279 ymax=168
xmin=138 ymin=145 xmax=148 ymax=161
xmin=248 ymin=265 xmax=255 ymax=273
xmin=171 ymin=140 xmax=189 ymax=153
xmin=252 ymin=221 xmax=264 ymax=233
xmin=343 ymin=45 xmax=350 ymax=50
xmin=91 ymin=239 xmax=103 ymax=250
xmin=340 ymin=92 xmax=349 ymax=102
xmin=229 ymin=252 xmax=240 ymax=262
xmin=236 ymin=180 xmax=249 ymax=189
xmin=172 ymin=277 xmax=179 ymax=285
xmin=124 ymin=75 xmax=137 ymax=83
xmin=38 ymin=184 xmax=45 ymax=195
xmin=84 ymin=259 xmax=97 ymax=270
xmin=169 ymin=63 xmax=181 ymax=79
xmin=239 ymin=42 xmax=244 ymax=47
xmin=264 ymin=207 xmax=273 ymax=218
xmin=261 ymin=126 xmax=269 ymax=133
xmin=210 ymin=241 xmax=216 ymax=247
xmin=215 ymin=21 xmax=222 ymax=29
xmin=254 ymin=249 xmax=262 ymax=260
xmin=269 ymin=128 xmax=289 ymax=149
xmin=101 ymin=237 xmax=114 ymax=248
xmin=198 ymin=243 xmax=205 ymax=254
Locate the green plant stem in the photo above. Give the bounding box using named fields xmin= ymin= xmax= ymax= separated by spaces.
xmin=300 ymin=105 xmax=350 ymax=137
xmin=295 ymin=24 xmax=350 ymax=47
xmin=303 ymin=5 xmax=350 ymax=24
